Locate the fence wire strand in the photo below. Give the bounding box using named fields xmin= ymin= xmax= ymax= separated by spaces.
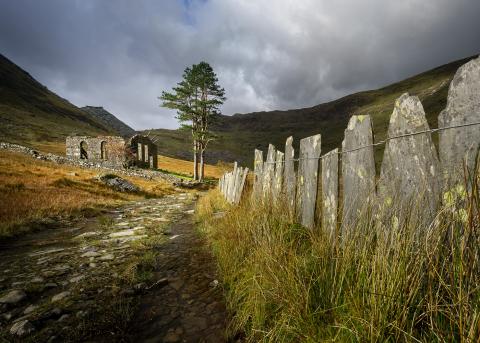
xmin=261 ymin=120 xmax=480 ymax=164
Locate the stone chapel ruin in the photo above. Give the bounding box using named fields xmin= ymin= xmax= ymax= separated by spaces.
xmin=66 ymin=134 xmax=158 ymax=169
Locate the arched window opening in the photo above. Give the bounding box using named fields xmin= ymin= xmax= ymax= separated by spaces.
xmin=80 ymin=141 xmax=88 ymax=159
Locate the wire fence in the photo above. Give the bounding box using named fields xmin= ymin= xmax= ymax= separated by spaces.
xmin=262 ymin=120 xmax=480 ymax=164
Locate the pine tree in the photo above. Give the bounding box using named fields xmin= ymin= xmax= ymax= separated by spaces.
xmin=160 ymin=62 xmax=225 ymax=181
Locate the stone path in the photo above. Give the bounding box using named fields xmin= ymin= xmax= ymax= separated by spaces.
xmin=129 ymin=206 xmax=228 ymax=343
xmin=0 ymin=193 xmax=229 ymax=342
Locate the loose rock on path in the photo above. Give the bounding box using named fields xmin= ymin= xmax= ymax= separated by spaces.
xmin=0 ymin=192 xmax=230 ymax=342
xmin=129 ymin=203 xmax=228 ymax=343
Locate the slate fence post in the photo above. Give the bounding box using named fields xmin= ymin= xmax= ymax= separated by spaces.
xmin=219 ymin=57 xmax=479 ymax=240
xmin=252 ymin=149 xmax=264 ymax=200
xmin=284 ymin=136 xmax=296 ymax=214
xmin=378 ymin=93 xmax=440 ymax=224
xmin=321 ymin=148 xmax=339 ymax=239
xmin=262 ymin=144 xmax=276 ymax=199
xmin=438 ymin=56 xmax=480 ymax=187
xmin=273 ymin=151 xmax=284 ymax=200
xmin=341 ymin=115 xmax=376 ymax=230
xmin=296 ymin=134 xmax=322 ymax=229
xmin=219 ymin=162 xmax=250 ymax=205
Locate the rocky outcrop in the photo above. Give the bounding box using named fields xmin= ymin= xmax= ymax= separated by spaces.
xmin=98 ymin=174 xmax=140 ymax=192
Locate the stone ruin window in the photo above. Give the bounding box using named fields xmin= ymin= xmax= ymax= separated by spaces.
xmin=100 ymin=141 xmax=107 ymax=160
xmin=137 ymin=143 xmax=143 ymax=161
xmin=144 ymin=144 xmax=149 ymax=163
xmin=80 ymin=141 xmax=88 ymax=159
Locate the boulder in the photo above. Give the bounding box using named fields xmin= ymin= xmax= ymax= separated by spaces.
xmin=97 ymin=174 xmax=140 ymax=192
xmin=173 ymin=180 xmax=202 ymax=189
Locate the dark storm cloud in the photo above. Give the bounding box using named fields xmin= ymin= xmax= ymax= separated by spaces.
xmin=0 ymin=0 xmax=479 ymax=129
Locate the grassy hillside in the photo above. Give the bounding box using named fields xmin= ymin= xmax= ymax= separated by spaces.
xmin=0 ymin=54 xmax=114 ymax=152
xmin=2 ymin=52 xmax=476 ymax=164
xmin=150 ymin=54 xmax=477 ymax=167
xmin=0 ymin=149 xmax=176 ymax=237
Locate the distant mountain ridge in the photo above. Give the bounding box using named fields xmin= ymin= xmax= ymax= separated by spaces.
xmin=148 ymin=54 xmax=478 ymax=166
xmin=1 ymin=52 xmax=477 ymax=163
xmin=0 ymin=53 xmax=135 ymax=154
xmin=81 ymin=106 xmax=136 ymax=138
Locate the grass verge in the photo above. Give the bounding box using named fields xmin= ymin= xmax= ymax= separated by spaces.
xmin=197 ymin=173 xmax=480 ymax=341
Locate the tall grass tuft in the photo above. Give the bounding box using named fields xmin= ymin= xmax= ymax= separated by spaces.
xmin=197 ymin=167 xmax=480 ymax=342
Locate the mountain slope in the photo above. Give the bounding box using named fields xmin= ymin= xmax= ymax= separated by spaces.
xmin=148 ymin=54 xmax=478 ymax=167
xmin=0 ymin=54 xmax=114 ymax=151
xmin=81 ymin=106 xmax=136 ymax=138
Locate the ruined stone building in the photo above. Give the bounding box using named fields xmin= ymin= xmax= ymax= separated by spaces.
xmin=66 ymin=134 xmax=158 ymax=169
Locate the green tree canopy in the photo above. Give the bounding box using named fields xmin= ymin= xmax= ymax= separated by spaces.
xmin=160 ymin=61 xmax=226 ymax=181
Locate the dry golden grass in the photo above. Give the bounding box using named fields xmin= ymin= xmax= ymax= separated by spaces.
xmin=0 ymin=150 xmax=176 ymax=237
xmin=198 ymin=184 xmax=480 ymax=342
xmin=158 ymin=154 xmax=229 ymax=179
xmin=25 ymin=142 xmax=228 ymax=179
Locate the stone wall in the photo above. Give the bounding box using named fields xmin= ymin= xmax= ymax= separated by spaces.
xmin=66 ymin=134 xmax=158 ymax=169
xmin=127 ymin=135 xmax=158 ymax=169
xmin=1 ymin=142 xmax=178 ymax=182
xmin=66 ymin=136 xmax=126 ymax=167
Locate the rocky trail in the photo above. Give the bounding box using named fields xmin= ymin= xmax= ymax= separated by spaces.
xmin=0 ymin=193 xmax=230 ymax=342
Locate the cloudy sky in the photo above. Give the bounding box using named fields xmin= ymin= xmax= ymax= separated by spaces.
xmin=0 ymin=0 xmax=479 ymax=130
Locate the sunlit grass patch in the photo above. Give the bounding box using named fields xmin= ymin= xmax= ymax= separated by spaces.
xmin=0 ymin=150 xmax=175 ymax=237
xmin=158 ymin=154 xmax=228 ymax=179
xmin=197 ymin=168 xmax=480 ymax=342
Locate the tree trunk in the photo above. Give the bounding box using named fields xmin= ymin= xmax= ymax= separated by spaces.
xmin=193 ymin=139 xmax=199 ymax=181
xmin=199 ymin=148 xmax=205 ymax=181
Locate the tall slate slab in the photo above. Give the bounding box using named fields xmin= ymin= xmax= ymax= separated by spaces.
xmin=321 ymin=148 xmax=339 ymax=239
xmin=379 ymin=93 xmax=440 ymax=221
xmin=296 ymin=134 xmax=322 ymax=229
xmin=219 ymin=175 xmax=224 ymax=194
xmin=224 ymin=173 xmax=230 ymax=199
xmin=341 ymin=115 xmax=376 ymax=229
xmin=234 ymin=164 xmax=242 ymax=204
xmin=226 ymin=172 xmax=232 ymax=202
xmin=226 ymin=168 xmax=235 ymax=204
xmin=438 ymin=56 xmax=480 ymax=186
xmin=273 ymin=151 xmax=284 ymax=200
xmin=224 ymin=172 xmax=231 ymax=201
xmin=284 ymin=136 xmax=296 ymax=213
xmin=234 ymin=167 xmax=249 ymax=204
xmin=228 ymin=162 xmax=238 ymax=203
xmin=262 ymin=144 xmax=276 ymax=199
xmin=252 ymin=149 xmax=264 ymax=200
